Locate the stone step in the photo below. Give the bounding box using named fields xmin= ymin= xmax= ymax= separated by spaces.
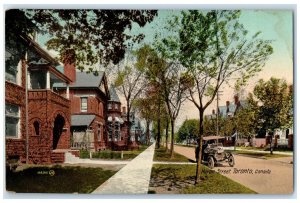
xmin=51 ymin=152 xmax=65 ymax=163
xmin=64 ymin=152 xmax=81 ymax=163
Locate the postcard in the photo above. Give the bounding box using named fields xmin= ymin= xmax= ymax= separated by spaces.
xmin=4 ymin=8 xmax=294 ymax=195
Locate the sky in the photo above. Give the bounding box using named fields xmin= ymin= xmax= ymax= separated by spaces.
xmin=38 ymin=9 xmax=294 ymax=130
xmin=125 ymin=10 xmax=294 ymax=129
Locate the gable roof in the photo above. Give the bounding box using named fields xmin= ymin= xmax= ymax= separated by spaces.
xmin=71 ymin=71 xmax=105 ymax=88
xmin=109 ymin=85 xmax=120 ymax=102
xmin=54 ymin=71 xmax=105 ymax=88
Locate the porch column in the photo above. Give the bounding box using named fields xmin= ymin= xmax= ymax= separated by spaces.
xmin=27 ymin=71 xmax=31 ymax=89
xmin=46 ymin=70 xmax=50 ymax=89
xmin=66 ymin=84 xmax=70 ymax=99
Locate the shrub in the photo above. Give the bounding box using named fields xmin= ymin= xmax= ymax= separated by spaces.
xmin=80 ymin=150 xmax=90 ymax=159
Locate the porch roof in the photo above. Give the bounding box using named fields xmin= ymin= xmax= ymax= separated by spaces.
xmin=71 ymin=115 xmax=95 ymax=126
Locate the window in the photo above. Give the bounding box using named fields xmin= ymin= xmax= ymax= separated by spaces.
xmin=99 ymin=102 xmax=103 ymax=116
xmin=33 ymin=121 xmax=40 ymax=136
xmin=114 ymin=122 xmax=120 ymax=141
xmin=5 ymin=47 xmax=22 ymax=84
xmin=5 ymin=104 xmax=20 ymax=137
xmin=97 ymin=125 xmax=101 ymax=141
xmin=108 ymin=122 xmax=113 ymax=141
xmin=81 ymin=97 xmax=88 ymax=112
xmin=108 ymin=103 xmax=112 ymax=110
xmin=30 ymin=71 xmax=46 ymax=89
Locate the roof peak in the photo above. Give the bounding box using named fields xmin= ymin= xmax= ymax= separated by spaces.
xmin=109 ymin=85 xmax=120 ymax=102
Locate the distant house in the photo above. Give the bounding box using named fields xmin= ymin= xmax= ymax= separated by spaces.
xmin=107 ymin=85 xmax=126 ymax=150
xmin=206 ymin=95 xmax=245 ymax=120
xmin=107 ymin=85 xmax=141 ymax=150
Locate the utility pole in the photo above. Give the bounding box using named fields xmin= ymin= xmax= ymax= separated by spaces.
xmin=216 ymin=91 xmax=223 ymax=136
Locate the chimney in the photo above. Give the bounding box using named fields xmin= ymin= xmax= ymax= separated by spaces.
xmin=226 ymin=101 xmax=230 ymax=107
xmin=234 ymin=95 xmax=239 ymax=105
xmin=226 ymin=101 xmax=230 ymax=113
xmin=62 ymin=49 xmax=76 ymax=83
xmin=122 ymin=106 xmax=126 ymax=114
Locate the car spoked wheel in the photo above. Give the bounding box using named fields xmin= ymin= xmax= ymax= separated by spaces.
xmin=228 ymin=155 xmax=235 ymax=167
xmin=208 ymin=156 xmax=215 ymax=169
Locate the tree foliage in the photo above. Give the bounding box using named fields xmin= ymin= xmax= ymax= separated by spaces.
xmin=249 ymin=77 xmax=293 ymax=133
xmin=156 ymin=10 xmax=273 ymax=184
xmin=177 ymin=119 xmax=199 ymax=143
xmin=6 ymin=9 xmax=157 ymax=70
xmin=136 ymin=44 xmax=189 ymax=156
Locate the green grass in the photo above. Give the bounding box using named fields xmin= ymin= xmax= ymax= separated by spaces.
xmin=150 ymin=164 xmax=256 ymax=194
xmin=92 ymin=145 xmax=149 ymax=160
xmin=233 ymin=150 xmax=292 ymax=159
xmin=237 ymin=146 xmax=293 ymax=152
xmin=6 ymin=165 xmax=117 ymax=193
xmin=153 ymin=147 xmax=191 ymax=162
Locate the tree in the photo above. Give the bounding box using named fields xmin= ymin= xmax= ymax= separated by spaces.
xmin=249 ymin=77 xmax=293 ymax=154
xmin=135 ymin=45 xmax=165 ymax=148
xmin=157 ymin=10 xmax=273 ymax=184
xmin=114 ymin=56 xmax=146 ymax=145
xmin=133 ymin=96 xmax=156 ymax=145
xmin=136 ymin=45 xmax=189 ymax=157
xmin=177 ymin=119 xmax=199 ymax=144
xmin=234 ymin=105 xmax=257 ymax=139
xmin=6 ymin=9 xmax=157 ymax=69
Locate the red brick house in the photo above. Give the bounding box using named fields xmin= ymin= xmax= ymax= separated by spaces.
xmin=6 ymin=35 xmax=72 ymax=164
xmin=107 ymin=85 xmax=127 ymax=150
xmin=107 ymin=85 xmax=142 ymax=150
xmin=6 ymin=36 xmax=142 ymax=166
xmin=54 ymin=71 xmax=110 ymax=152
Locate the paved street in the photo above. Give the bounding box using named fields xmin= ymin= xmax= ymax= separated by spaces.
xmin=173 ymin=145 xmax=294 ymax=194
xmin=91 ymin=142 xmax=155 ymax=194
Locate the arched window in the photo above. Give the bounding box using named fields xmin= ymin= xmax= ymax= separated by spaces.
xmin=33 ymin=121 xmax=40 ymax=136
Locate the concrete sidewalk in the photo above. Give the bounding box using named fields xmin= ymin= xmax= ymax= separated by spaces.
xmin=92 ymin=142 xmax=156 ymax=194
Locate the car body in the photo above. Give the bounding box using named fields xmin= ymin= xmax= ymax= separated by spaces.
xmin=201 ymin=136 xmax=235 ymax=169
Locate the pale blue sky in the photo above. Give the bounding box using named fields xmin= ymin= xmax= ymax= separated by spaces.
xmin=128 ymin=10 xmax=294 ymax=126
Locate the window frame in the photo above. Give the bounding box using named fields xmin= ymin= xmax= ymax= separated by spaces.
xmin=5 ymin=103 xmax=20 ymax=138
xmin=80 ymin=97 xmax=88 ymax=112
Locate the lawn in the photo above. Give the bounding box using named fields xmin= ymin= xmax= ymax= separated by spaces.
xmin=233 ymin=150 xmax=292 ymax=159
xmin=83 ymin=145 xmax=149 ymax=160
xmin=6 ymin=165 xmax=117 ymax=193
xmin=237 ymin=146 xmax=293 ymax=152
xmin=153 ymin=147 xmax=191 ymax=162
xmin=149 ymin=164 xmax=256 ymax=194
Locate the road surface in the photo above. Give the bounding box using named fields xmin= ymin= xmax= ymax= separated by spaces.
xmin=173 ymin=144 xmax=294 ymax=194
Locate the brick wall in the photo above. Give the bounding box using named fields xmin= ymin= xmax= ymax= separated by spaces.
xmin=27 ymin=90 xmax=71 ymax=163
xmin=5 ymin=59 xmax=26 ymax=163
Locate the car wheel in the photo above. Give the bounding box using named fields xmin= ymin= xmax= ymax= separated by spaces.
xmin=208 ymin=156 xmax=215 ymax=169
xmin=228 ymin=155 xmax=235 ymax=167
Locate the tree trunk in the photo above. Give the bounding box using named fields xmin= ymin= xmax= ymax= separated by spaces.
xmin=165 ymin=118 xmax=169 ymax=151
xmin=127 ymin=103 xmax=131 ymax=146
xmin=146 ymin=120 xmax=150 ymax=145
xmin=270 ymin=130 xmax=274 ymax=155
xmin=195 ymin=109 xmax=204 ymax=184
xmin=170 ymin=119 xmax=175 ymax=158
xmin=156 ymin=100 xmax=161 ymax=149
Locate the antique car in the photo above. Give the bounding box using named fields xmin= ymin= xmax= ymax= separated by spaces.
xmin=201 ymin=136 xmax=235 ymax=169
